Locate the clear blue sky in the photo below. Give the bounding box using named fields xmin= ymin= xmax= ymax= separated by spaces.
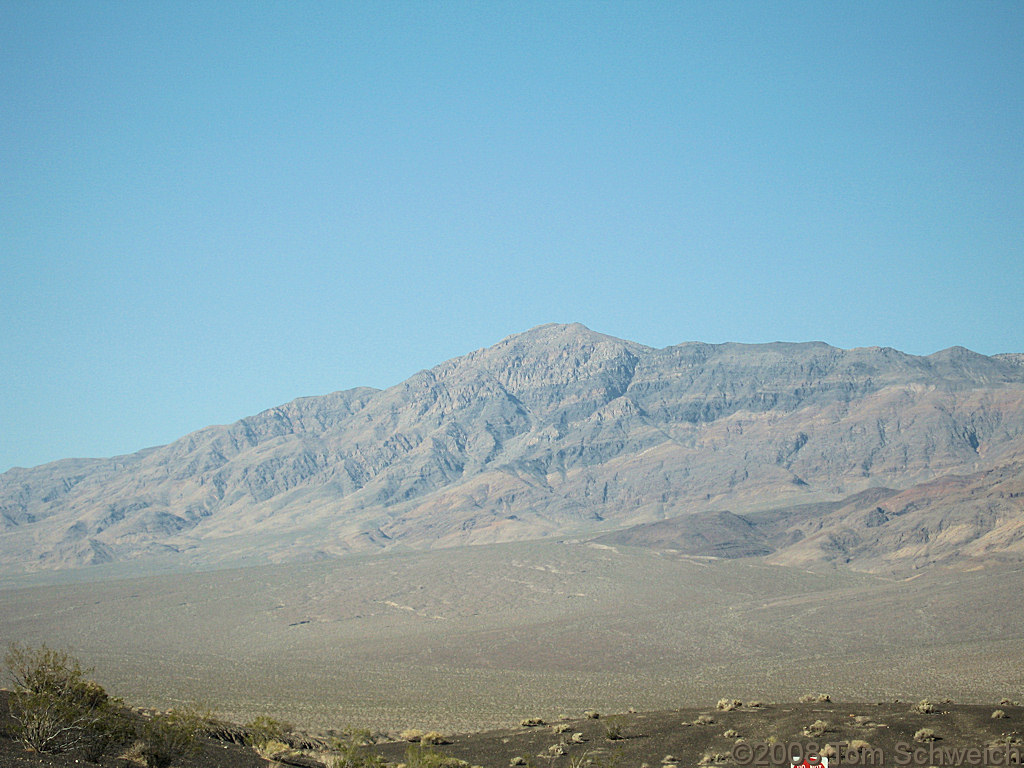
xmin=2 ymin=1 xmax=1022 ymax=471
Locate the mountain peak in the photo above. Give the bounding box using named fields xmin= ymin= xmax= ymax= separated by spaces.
xmin=500 ymin=322 xmax=619 ymax=344
xmin=3 ymin=326 xmax=1024 ymax=574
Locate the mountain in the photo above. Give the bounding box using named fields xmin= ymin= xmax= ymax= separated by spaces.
xmin=2 ymin=322 xmax=1023 ymax=574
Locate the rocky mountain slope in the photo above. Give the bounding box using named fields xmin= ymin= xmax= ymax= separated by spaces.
xmin=2 ymin=323 xmax=1023 ymax=573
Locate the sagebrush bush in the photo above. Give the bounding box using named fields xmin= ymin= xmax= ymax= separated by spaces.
xmin=914 ymin=700 xmax=936 ymax=714
xmin=716 ymin=698 xmax=742 ymax=711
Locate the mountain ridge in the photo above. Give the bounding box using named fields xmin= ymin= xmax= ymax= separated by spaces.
xmin=2 ymin=323 xmax=1023 ymax=574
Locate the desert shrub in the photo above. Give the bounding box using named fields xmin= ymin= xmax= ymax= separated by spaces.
xmin=551 ymin=723 xmax=571 ymax=733
xmin=799 ymin=693 xmax=831 ymax=704
xmin=81 ymin=709 xmax=133 ymax=763
xmin=403 ymin=744 xmax=468 ymax=768
xmin=693 ymin=715 xmax=715 ymax=725
xmin=914 ymin=699 xmax=936 ymax=714
xmin=548 ymin=743 xmax=568 ymax=755
xmin=255 ymin=739 xmax=290 ymax=759
xmin=584 ymin=710 xmax=600 ymax=719
xmin=747 ymin=701 xmax=764 ymax=708
xmin=421 ymin=731 xmax=448 ymax=746
xmin=699 ymin=752 xmax=728 ymax=764
xmin=245 ymin=714 xmax=291 ymax=751
xmin=328 ymin=730 xmax=386 ymax=768
xmin=603 ymin=717 xmax=623 ymax=740
xmin=846 ymin=740 xmax=871 ymax=753
xmin=520 ymin=717 xmax=545 ymax=727
xmin=914 ymin=728 xmax=938 ymax=742
xmin=803 ymin=720 xmax=829 ymax=738
xmin=3 ymin=643 xmax=124 ymax=755
xmin=716 ymin=698 xmax=742 ymax=711
xmin=992 ymin=709 xmax=1009 ymax=719
xmin=723 ymin=729 xmax=740 ymax=738
xmin=136 ymin=704 xmax=208 ymax=768
xmin=570 ymin=732 xmax=586 ymax=743
xmin=400 ymin=728 xmax=426 ymax=742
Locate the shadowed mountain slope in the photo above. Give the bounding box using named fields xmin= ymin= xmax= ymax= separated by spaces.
xmin=2 ymin=323 xmax=1023 ymax=573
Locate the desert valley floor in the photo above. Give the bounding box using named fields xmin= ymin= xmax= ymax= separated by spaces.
xmin=1 ymin=540 xmax=1022 ymax=732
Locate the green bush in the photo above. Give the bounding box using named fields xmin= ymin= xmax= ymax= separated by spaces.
xmin=245 ymin=714 xmax=291 ymax=751
xmin=137 ymin=704 xmax=208 ymax=768
xmin=328 ymin=729 xmax=386 ymax=768
xmin=403 ymin=743 xmax=469 ymax=768
xmin=3 ymin=643 xmax=124 ymax=755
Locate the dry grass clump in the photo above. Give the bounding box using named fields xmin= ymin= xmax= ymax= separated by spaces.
xmin=421 ymin=731 xmax=448 ymax=746
xmin=551 ymin=723 xmax=571 ymax=734
xmin=716 ymin=698 xmax=742 ymax=711
xmin=723 ymin=729 xmax=739 ymax=738
xmin=803 ymin=720 xmax=829 ymax=738
xmin=746 ymin=701 xmax=764 ymax=708
xmin=913 ymin=699 xmax=936 ymax=714
xmin=584 ymin=710 xmax=600 ymax=719
xmin=914 ymin=728 xmax=938 ymax=742
xmin=570 ymin=732 xmax=586 ymax=744
xmin=698 ymin=752 xmax=728 ymax=764
xmin=693 ymin=715 xmax=715 ymax=726
xmin=799 ymin=693 xmax=831 ymax=704
xmin=400 ymin=729 xmax=425 ymax=742
xmin=520 ymin=718 xmax=545 ymax=727
xmin=846 ymin=740 xmax=871 ymax=754
xmin=992 ymin=709 xmax=1009 ymax=719
xmin=254 ymin=739 xmax=290 ymax=759
xmin=603 ymin=718 xmax=623 ymax=741
xmin=402 ymin=746 xmax=467 ymax=768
